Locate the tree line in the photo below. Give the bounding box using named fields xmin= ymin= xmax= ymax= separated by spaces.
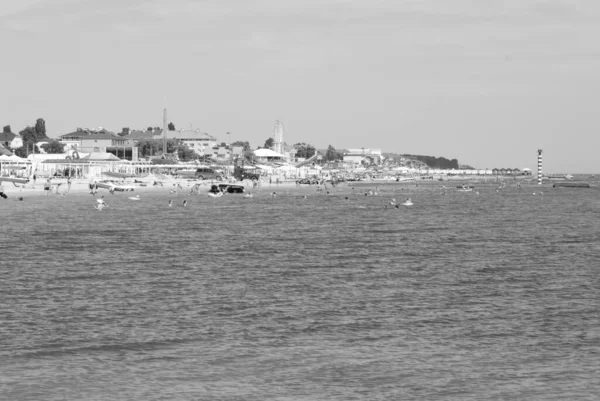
xmin=396 ymin=154 xmax=459 ymax=169
xmin=4 ymin=118 xmax=65 ymax=156
xmin=4 ymin=119 xmax=351 ymax=164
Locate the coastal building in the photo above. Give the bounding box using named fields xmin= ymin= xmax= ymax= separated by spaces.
xmin=59 ymin=128 xmax=133 ymax=160
xmin=210 ymin=142 xmax=232 ymax=161
xmin=254 ymin=148 xmax=287 ymax=163
xmin=156 ymin=129 xmax=218 ymax=158
xmin=343 ymin=148 xmax=383 ymax=165
xmin=0 ymin=131 xmax=23 ymax=150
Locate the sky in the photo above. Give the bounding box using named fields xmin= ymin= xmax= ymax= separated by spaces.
xmin=1 ymin=0 xmax=599 ymax=173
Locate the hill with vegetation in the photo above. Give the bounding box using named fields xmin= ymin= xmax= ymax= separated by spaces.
xmin=383 ymin=153 xmax=460 ymax=169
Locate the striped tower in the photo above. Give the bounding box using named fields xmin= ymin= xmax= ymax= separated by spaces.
xmin=537 ymin=149 xmax=543 ymax=185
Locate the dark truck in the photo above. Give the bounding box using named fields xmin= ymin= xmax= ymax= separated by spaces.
xmin=233 ymin=165 xmax=260 ymax=181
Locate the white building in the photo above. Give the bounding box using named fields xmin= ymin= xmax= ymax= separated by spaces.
xmin=343 ymin=148 xmax=383 ymax=165
xmin=157 ymin=129 xmax=218 ymax=157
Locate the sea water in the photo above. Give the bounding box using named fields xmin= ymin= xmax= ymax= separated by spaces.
xmin=1 ymin=181 xmax=599 ymax=400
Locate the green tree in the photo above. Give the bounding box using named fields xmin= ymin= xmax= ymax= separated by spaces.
xmin=293 ymin=142 xmax=316 ymax=159
xmin=168 ymin=122 xmax=175 ymax=130
xmin=264 ymin=137 xmax=274 ymax=148
xmin=118 ymin=127 xmax=130 ymax=137
xmin=13 ymin=142 xmax=40 ymax=158
xmin=173 ymin=141 xmax=199 ymax=162
xmin=35 ymin=118 xmax=46 ymax=137
xmin=324 ymin=145 xmax=343 ymax=161
xmin=137 ymin=139 xmax=199 ymax=161
xmin=40 ymin=140 xmax=66 ymax=154
xmin=19 ymin=126 xmax=44 ymax=144
xmin=137 ymin=139 xmax=161 ymax=157
xmin=231 ymin=140 xmax=254 ymax=162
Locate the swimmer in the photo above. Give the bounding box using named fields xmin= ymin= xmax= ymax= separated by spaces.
xmin=18 ymin=197 xmax=23 ymax=201
xmin=96 ymin=196 xmax=108 ymax=206
xmin=402 ymin=198 xmax=413 ymax=206
xmin=271 ymin=192 xmax=277 ymax=197
xmin=390 ymin=198 xmax=396 ymax=206
xmin=94 ymin=203 xmax=105 ymax=211
xmin=183 ymin=200 xmax=188 ymax=207
xmin=168 ymin=200 xmax=173 ymax=207
xmin=244 ymin=193 xmax=253 ymax=198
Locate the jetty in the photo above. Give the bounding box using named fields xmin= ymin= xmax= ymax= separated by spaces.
xmin=553 ymin=182 xmax=590 ymax=188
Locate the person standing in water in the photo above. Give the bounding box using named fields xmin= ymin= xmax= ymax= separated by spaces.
xmin=44 ymin=179 xmax=52 ymax=196
xmin=67 ymin=176 xmax=72 ymax=192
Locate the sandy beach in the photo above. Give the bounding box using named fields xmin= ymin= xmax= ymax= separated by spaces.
xmin=1 ymin=174 xmax=548 ymax=203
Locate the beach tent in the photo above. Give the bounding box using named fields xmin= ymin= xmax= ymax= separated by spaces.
xmin=0 ymin=154 xmax=28 ymax=162
xmin=253 ymin=148 xmax=286 ymax=158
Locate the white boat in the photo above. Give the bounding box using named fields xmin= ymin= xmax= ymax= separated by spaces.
xmin=0 ymin=177 xmax=29 ymax=184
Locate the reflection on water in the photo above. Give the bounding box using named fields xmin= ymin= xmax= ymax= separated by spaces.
xmin=1 ymin=182 xmax=600 ymax=400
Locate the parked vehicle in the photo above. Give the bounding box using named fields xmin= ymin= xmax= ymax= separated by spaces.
xmin=233 ymin=166 xmax=260 ymax=181
xmin=195 ymin=167 xmax=223 ymax=180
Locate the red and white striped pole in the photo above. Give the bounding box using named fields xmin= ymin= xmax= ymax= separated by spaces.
xmin=537 ymin=149 xmax=543 ymax=185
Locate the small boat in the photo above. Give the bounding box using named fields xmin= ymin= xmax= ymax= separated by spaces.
xmin=128 ymin=195 xmax=140 ymax=201
xmin=96 ymin=181 xmax=136 ymax=192
xmin=209 ymin=184 xmax=245 ymax=194
xmin=0 ymin=177 xmax=29 ymax=184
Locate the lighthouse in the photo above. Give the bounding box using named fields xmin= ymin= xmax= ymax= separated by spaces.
xmin=537 ymin=149 xmax=543 ymax=185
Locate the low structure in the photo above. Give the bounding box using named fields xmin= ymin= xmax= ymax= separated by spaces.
xmin=254 ymin=148 xmax=287 ymax=163
xmin=343 ymin=148 xmax=382 ymax=165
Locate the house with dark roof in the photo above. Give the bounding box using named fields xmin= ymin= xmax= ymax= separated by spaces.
xmin=0 ymin=131 xmax=23 ymax=150
xmin=0 ymin=142 xmax=13 ymax=156
xmin=59 ymin=128 xmax=133 ymax=160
